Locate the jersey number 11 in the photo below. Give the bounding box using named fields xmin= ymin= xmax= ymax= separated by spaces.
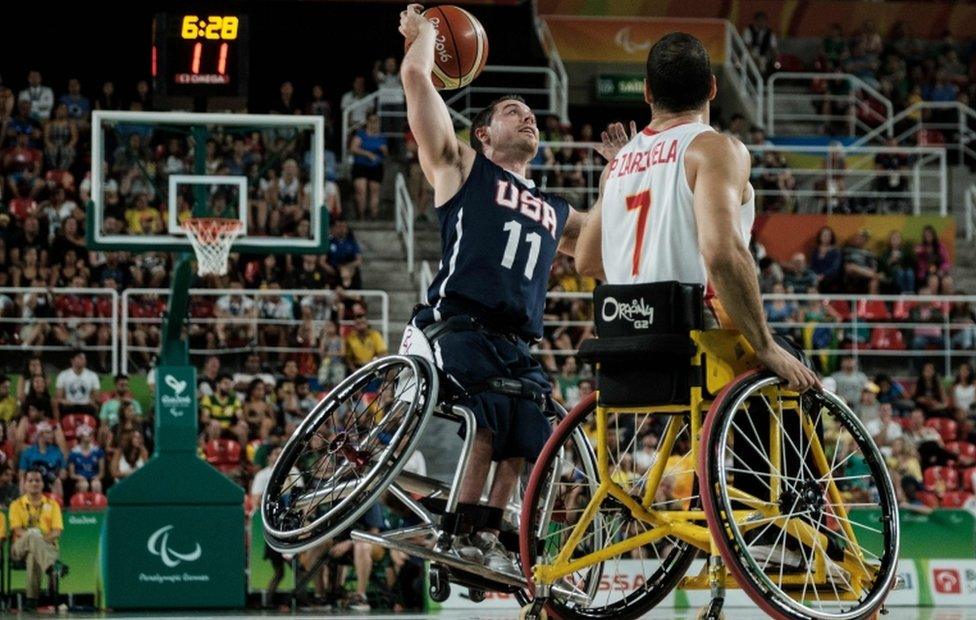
xmin=501 ymin=220 xmax=542 ymax=280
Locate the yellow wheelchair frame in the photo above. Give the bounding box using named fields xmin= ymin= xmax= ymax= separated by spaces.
xmin=530 ymin=329 xmax=879 ymax=606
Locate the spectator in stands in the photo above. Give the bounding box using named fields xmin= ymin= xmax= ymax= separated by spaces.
xmin=822 ymin=23 xmax=848 ymax=66
xmin=830 ymin=356 xmax=868 ymax=407
xmin=4 ymin=99 xmax=42 ymax=148
xmin=904 ymin=407 xmax=964 ymax=467
xmin=950 ymin=363 xmax=975 ymax=421
xmin=345 ymin=302 xmax=387 ymax=372
xmin=257 ymin=283 xmax=293 ymax=365
xmin=909 ymin=281 xmax=947 ymax=352
xmin=270 ymin=81 xmax=297 ymax=115
xmin=249 ymin=445 xmax=299 ymax=603
xmin=242 ymin=379 xmax=276 ymax=441
xmin=307 ymin=84 xmax=334 ymax=141
xmin=913 ymin=362 xmax=950 ymax=417
xmin=99 ymin=374 xmax=142 ymax=428
xmin=67 ymin=424 xmax=104 ymax=495
xmin=724 ymin=113 xmax=748 ymax=142
xmin=58 ymin=78 xmax=90 ymax=129
xmin=232 ymin=353 xmax=277 ymax=394
xmin=810 ymin=226 xmax=842 ymax=292
xmin=842 ymin=228 xmax=881 ymax=294
xmin=763 ymin=283 xmax=798 ymax=336
xmin=43 ymin=103 xmax=77 ymax=171
xmin=9 ymin=468 xmax=63 ymax=610
xmin=742 ymin=12 xmax=777 ymax=75
xmin=874 ymin=138 xmax=909 ymax=213
xmin=914 ymin=225 xmax=950 ymax=282
xmin=55 ymin=350 xmax=100 ymax=416
xmin=21 ymin=374 xmax=57 ymax=422
xmin=757 ymin=256 xmax=783 ymax=293
xmin=214 ymin=283 xmax=258 ymax=347
xmin=875 ymin=373 xmax=914 ymax=414
xmin=200 ymin=373 xmax=249 ymax=445
xmin=0 ymin=375 xmax=17 ymax=425
xmin=373 ymin=56 xmax=405 ymax=124
xmin=18 ymin=422 xmax=65 ymax=498
xmin=317 ymin=318 xmax=347 ymax=388
xmin=328 ymin=218 xmax=363 ymax=289
xmin=198 ymin=355 xmax=221 ymax=398
xmin=553 ymin=356 xmax=581 ymax=409
xmin=755 ymin=150 xmax=796 ymax=212
xmin=340 ymin=75 xmax=371 ymax=129
xmin=888 ymin=437 xmax=925 ymax=510
xmin=879 ymin=230 xmax=916 ymax=293
xmin=783 ymin=253 xmax=818 ymax=293
xmin=349 ymin=112 xmax=388 ymax=220
xmin=18 ymin=281 xmax=54 ymax=348
xmin=857 ymin=382 xmax=881 ymax=425
xmin=4 ymin=132 xmax=44 ymax=200
xmin=94 ymin=81 xmax=119 ymax=111
xmin=0 ymin=461 xmax=18 ymax=508
xmin=108 ymin=400 xmax=147 ymax=450
xmin=110 ymin=430 xmax=147 ymax=482
xmin=866 ymin=403 xmax=901 ymax=456
xmin=949 ymin=295 xmax=975 ymax=350
xmin=18 ymin=71 xmax=54 ymax=122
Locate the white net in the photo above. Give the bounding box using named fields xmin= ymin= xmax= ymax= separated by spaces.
xmin=180 ymin=218 xmax=244 ymax=276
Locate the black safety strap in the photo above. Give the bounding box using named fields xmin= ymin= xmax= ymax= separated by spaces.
xmin=436 ymin=501 xmax=504 ymax=536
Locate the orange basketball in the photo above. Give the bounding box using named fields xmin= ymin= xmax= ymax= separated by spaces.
xmin=422 ymin=5 xmax=489 ymax=90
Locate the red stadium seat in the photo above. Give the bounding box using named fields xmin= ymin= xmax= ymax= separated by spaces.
xmin=205 ymin=439 xmax=243 ymax=474
xmin=918 ymin=129 xmax=945 ymax=146
xmin=962 ymin=467 xmax=976 ymax=492
xmin=857 ymin=299 xmax=891 ymax=320
xmin=926 ymin=418 xmax=958 ymax=443
xmin=941 ymin=491 xmax=973 ymax=508
xmin=868 ymin=328 xmax=906 ymax=350
xmin=924 ymin=466 xmax=959 ymax=491
xmin=61 ymin=413 xmax=99 ymax=446
xmin=44 ymin=492 xmax=64 ymax=507
xmin=827 ymin=300 xmax=852 ymax=321
xmin=946 ymin=442 xmax=976 ymax=461
xmin=70 ymin=492 xmax=108 ymax=509
xmin=892 ymin=300 xmax=914 ymax=320
xmin=916 ymin=491 xmax=940 ymax=508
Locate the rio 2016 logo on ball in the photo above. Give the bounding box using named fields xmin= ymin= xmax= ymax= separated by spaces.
xmin=422 ymin=5 xmax=489 ymax=90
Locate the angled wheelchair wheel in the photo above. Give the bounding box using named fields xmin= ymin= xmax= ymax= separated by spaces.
xmin=262 ymin=355 xmax=438 ymax=553
xmin=520 ymin=394 xmax=699 ymax=620
xmin=700 ymin=371 xmax=900 ymax=620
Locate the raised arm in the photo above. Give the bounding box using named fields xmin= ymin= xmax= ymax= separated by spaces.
xmin=399 ymin=4 xmax=474 ymax=199
xmin=688 ymin=132 xmax=819 ymax=392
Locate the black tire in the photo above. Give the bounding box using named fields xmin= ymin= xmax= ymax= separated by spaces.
xmin=262 ymin=355 xmax=437 ymax=553
xmin=520 ymin=394 xmax=698 ymax=619
xmin=700 ymin=371 xmax=900 ymax=620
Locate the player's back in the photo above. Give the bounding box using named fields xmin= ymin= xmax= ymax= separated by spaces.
xmin=600 ymin=122 xmax=755 ymax=286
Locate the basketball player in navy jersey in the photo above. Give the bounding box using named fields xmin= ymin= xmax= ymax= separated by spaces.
xmin=398 ymin=4 xmax=618 ymax=572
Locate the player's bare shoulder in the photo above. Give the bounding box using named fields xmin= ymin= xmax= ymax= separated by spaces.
xmin=684 ymin=130 xmax=751 ymax=190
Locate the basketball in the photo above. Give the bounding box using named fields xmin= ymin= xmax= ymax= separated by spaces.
xmin=421 ymin=5 xmax=489 ymax=90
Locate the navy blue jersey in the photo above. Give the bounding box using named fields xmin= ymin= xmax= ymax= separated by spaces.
xmin=426 ymin=153 xmax=571 ymax=340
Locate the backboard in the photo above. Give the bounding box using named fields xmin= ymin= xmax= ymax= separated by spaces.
xmin=87 ymin=110 xmax=329 ymax=254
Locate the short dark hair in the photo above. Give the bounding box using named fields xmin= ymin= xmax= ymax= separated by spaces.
xmin=115 ymin=373 xmax=129 ymax=382
xmin=217 ymin=372 xmax=233 ymax=382
xmin=469 ymin=94 xmax=527 ymax=154
xmin=645 ymin=32 xmax=712 ymax=113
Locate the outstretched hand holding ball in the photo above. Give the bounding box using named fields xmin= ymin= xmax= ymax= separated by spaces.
xmin=400 ymin=4 xmax=489 ymax=90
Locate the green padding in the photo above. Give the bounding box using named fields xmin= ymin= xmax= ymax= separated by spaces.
xmin=107 ymin=454 xmax=242 ymax=505
xmin=850 ymin=508 xmax=976 ymax=559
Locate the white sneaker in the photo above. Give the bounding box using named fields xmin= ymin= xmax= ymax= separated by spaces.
xmin=473 ymin=531 xmax=518 ymax=575
xmin=455 ymin=534 xmax=484 ymax=563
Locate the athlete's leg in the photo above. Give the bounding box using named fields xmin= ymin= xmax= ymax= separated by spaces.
xmin=484 ymin=456 xmax=524 ymax=535
xmin=457 ymin=428 xmax=493 ymax=504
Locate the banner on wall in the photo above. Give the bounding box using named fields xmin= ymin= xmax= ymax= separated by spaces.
xmin=541 ymin=16 xmax=727 ymax=64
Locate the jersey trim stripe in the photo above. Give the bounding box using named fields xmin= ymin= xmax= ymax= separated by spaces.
xmin=433 ymin=206 xmax=465 ymax=320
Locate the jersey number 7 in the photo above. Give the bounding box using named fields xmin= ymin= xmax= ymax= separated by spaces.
xmin=626 ymin=189 xmax=651 ymax=276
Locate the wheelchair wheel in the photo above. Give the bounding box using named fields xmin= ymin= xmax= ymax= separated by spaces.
xmin=262 ymin=355 xmax=437 ymax=553
xmin=520 ymin=394 xmax=698 ymax=619
xmin=700 ymin=371 xmax=899 ymax=620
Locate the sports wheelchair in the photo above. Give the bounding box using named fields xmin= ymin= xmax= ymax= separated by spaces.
xmin=261 ymin=319 xmax=597 ymax=606
xmin=517 ymin=282 xmax=900 ymax=620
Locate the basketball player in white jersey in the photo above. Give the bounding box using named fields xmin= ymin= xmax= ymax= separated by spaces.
xmin=575 ymin=32 xmax=819 ymax=392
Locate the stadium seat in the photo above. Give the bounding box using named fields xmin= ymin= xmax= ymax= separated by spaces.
xmin=916 ymin=491 xmax=940 ymax=508
xmin=923 ymin=466 xmax=959 ymax=491
xmin=61 ymin=413 xmax=99 ymax=446
xmin=44 ymin=492 xmax=64 ymax=507
xmin=963 ymin=467 xmax=976 ymax=492
xmin=205 ymin=439 xmax=243 ymax=475
xmin=940 ymin=491 xmax=973 ymax=508
xmin=946 ymin=442 xmax=976 ymax=461
xmin=926 ymin=418 xmax=958 ymax=443
xmin=827 ymin=300 xmax=852 ymax=321
xmin=918 ymin=129 xmax=945 ymax=146
xmin=70 ymin=492 xmax=108 ymax=509
xmin=868 ymin=328 xmax=906 ymax=350
xmin=857 ymin=299 xmax=891 ymax=320
xmin=892 ymin=300 xmax=914 ymax=320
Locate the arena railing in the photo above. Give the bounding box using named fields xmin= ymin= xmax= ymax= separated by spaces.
xmin=852 ymin=101 xmax=976 ymax=163
xmin=725 ymin=21 xmax=765 ymax=128
xmin=529 ymin=141 xmax=946 ymax=216
xmin=767 ymin=72 xmax=894 ymax=138
xmin=394 ymin=172 xmax=415 ymax=274
xmin=0 ymin=287 xmax=120 ymax=375
xmin=746 ymin=143 xmax=947 ymax=215
xmin=967 ymin=183 xmax=976 ymax=242
xmin=537 ymin=291 xmax=976 ymax=378
xmin=119 ymin=288 xmax=389 ymax=374
xmin=534 ymin=17 xmax=570 ymax=124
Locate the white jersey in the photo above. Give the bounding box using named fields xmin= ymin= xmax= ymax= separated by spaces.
xmin=600 ymin=122 xmax=755 ymax=287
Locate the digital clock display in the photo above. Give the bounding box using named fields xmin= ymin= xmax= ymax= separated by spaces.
xmin=153 ymin=13 xmax=249 ymax=98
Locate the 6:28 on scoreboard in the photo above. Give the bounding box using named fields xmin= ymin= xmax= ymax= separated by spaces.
xmin=152 ymin=13 xmax=250 ymax=98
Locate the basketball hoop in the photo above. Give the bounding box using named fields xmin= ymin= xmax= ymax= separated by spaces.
xmin=180 ymin=218 xmax=244 ymax=276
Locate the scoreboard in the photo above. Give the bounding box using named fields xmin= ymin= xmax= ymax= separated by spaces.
xmin=152 ymin=13 xmax=250 ymax=98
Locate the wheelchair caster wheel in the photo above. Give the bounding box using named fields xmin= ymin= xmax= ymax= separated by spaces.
xmin=519 ymin=602 xmax=548 ymax=619
xmin=429 ymin=564 xmax=451 ymax=603
xmin=469 ymin=588 xmax=486 ymax=603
